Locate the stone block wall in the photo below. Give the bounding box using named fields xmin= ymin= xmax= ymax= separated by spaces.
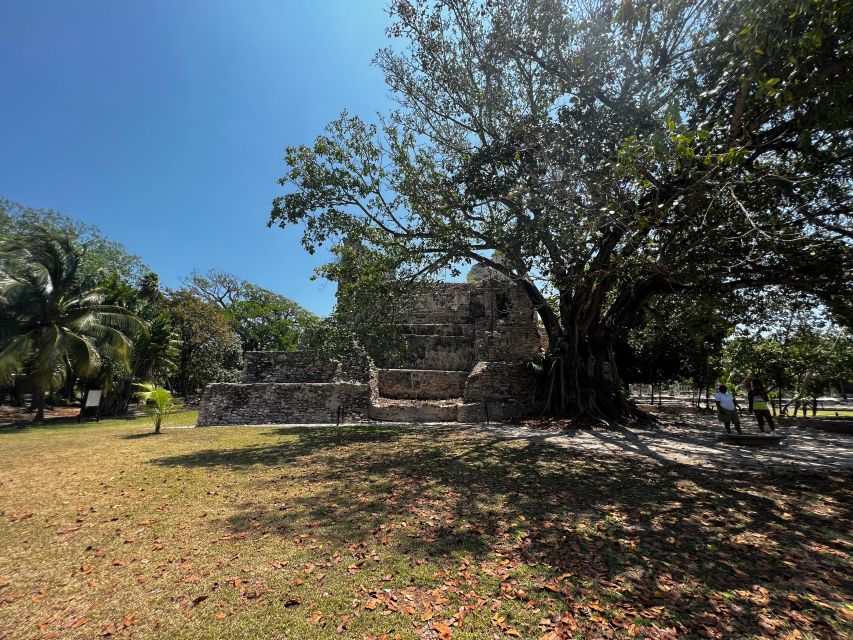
xmin=474 ymin=324 xmax=542 ymax=363
xmin=377 ymin=369 xmax=468 ymax=399
xmin=404 ymin=284 xmax=475 ymax=324
xmin=198 ymin=349 xmax=375 ymax=427
xmin=400 ymin=334 xmax=475 ymax=370
xmin=464 ymin=361 xmax=537 ymax=409
xmin=242 ymin=351 xmax=338 ymax=383
xmin=197 ymin=382 xmax=370 ymax=426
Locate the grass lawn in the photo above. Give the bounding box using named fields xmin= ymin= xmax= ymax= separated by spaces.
xmin=0 ymin=417 xmax=850 ymax=639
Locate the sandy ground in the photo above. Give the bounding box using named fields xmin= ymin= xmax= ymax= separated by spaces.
xmin=470 ymin=413 xmax=853 ymax=472
xmin=0 ymin=405 xmax=82 ymax=426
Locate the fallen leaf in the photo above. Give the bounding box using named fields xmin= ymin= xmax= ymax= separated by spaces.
xmin=337 ymin=614 xmax=351 ymax=633
xmin=432 ymin=621 xmax=453 ymax=639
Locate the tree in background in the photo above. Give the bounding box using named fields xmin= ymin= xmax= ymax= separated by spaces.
xmin=168 ymin=290 xmax=243 ymax=395
xmin=1 ymin=198 xmax=149 ymax=287
xmin=227 ymin=283 xmax=316 ymax=353
xmin=182 ymin=269 xmax=243 ymax=309
xmin=620 ymin=295 xmax=741 ymax=404
xmin=97 ymin=273 xmax=179 ymax=414
xmin=723 ymin=295 xmax=852 ymax=413
xmin=272 ymin=0 xmax=852 ymax=420
xmin=182 ymin=268 xmax=317 ymax=354
xmin=0 ymin=229 xmax=142 ymax=423
xmin=1 ymin=200 xmax=318 ymax=413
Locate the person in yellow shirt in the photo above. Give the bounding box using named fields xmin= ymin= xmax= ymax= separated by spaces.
xmin=748 ymin=378 xmax=775 ymax=433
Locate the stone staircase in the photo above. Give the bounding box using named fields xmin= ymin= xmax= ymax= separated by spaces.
xmin=369 ymin=297 xmax=475 ymax=421
xmin=365 ymin=281 xmax=543 ymax=423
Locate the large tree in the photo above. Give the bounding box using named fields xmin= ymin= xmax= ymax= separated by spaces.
xmin=271 ymin=0 xmax=853 ymax=419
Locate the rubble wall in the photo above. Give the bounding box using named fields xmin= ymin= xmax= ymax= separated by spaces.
xmin=242 ymin=351 xmax=338 ymax=383
xmin=197 ymin=382 xmax=370 ymax=426
xmin=377 ymin=369 xmax=468 ymax=400
xmin=464 ymin=361 xmax=537 ymax=410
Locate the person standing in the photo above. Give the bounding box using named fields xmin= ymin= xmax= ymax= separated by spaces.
xmin=714 ymin=384 xmax=742 ymax=434
xmin=749 ymin=378 xmax=775 ymax=433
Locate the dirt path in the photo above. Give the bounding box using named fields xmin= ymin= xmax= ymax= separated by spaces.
xmin=471 ymin=413 xmax=853 ymax=472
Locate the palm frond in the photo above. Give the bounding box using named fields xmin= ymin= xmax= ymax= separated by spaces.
xmin=61 ymin=329 xmax=102 ymax=378
xmin=0 ymin=334 xmax=31 ymax=384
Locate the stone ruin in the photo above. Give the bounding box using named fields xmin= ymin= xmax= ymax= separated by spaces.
xmin=197 ymin=270 xmax=546 ymax=425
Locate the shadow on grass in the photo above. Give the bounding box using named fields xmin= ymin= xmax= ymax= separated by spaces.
xmin=0 ymin=418 xmax=118 ymax=434
xmin=152 ymin=423 xmax=852 ymax=637
xmin=120 ymin=431 xmax=161 ymax=439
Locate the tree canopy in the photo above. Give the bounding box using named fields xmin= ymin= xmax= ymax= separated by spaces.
xmin=1 ymin=198 xmax=149 ymax=287
xmin=271 ymin=0 xmax=853 ymax=419
xmin=182 ymin=269 xmax=317 ymax=353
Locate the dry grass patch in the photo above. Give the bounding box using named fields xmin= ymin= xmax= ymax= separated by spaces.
xmin=0 ymin=418 xmax=850 ymax=639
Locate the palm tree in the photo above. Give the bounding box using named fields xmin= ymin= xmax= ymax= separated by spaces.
xmin=134 ymin=382 xmax=177 ymax=434
xmin=0 ymin=228 xmax=142 ymax=423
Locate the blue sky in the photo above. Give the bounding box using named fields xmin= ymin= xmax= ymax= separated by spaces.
xmin=0 ymin=0 xmax=393 ymax=315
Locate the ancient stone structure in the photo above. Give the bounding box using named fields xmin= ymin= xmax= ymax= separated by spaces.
xmin=197 ymin=351 xmax=373 ymax=426
xmin=197 ymin=270 xmax=545 ymax=425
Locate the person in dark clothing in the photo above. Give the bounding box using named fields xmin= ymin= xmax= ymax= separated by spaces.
xmin=748 ymin=378 xmax=775 ymax=433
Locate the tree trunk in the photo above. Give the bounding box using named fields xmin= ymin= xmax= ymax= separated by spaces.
xmin=32 ymin=390 xmax=46 ymax=424
xmin=537 ymin=334 xmax=647 ymax=422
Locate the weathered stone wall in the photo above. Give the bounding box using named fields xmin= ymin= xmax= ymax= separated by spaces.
xmin=400 ymin=335 xmax=475 ymax=370
xmin=242 ymin=351 xmax=338 ymax=383
xmin=197 ymin=382 xmax=370 ymax=426
xmin=404 ymin=284 xmax=475 ymax=324
xmin=242 ymin=350 xmax=373 ymax=384
xmin=474 ymin=324 xmax=542 ymax=363
xmin=394 ymin=280 xmax=541 ymax=370
xmin=368 ymin=401 xmax=459 ymax=422
xmin=464 ymin=361 xmax=537 ymax=408
xmin=335 ymin=348 xmax=374 ymax=384
xmin=377 ymin=369 xmax=467 ymax=399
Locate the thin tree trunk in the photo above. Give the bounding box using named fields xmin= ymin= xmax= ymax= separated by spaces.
xmin=32 ymin=391 xmax=46 ymax=424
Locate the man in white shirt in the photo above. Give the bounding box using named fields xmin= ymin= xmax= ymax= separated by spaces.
xmin=714 ymin=384 xmax=742 ymax=434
